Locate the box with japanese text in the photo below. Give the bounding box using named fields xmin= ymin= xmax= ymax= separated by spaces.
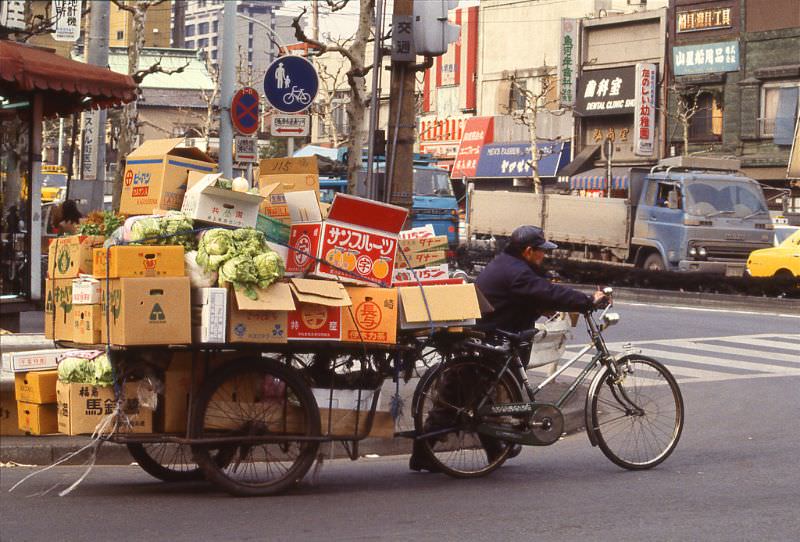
xmin=14 ymin=370 xmax=59 ymax=404
xmin=92 ymin=245 xmax=184 ymax=278
xmin=8 ymin=349 xmax=78 ymax=373
xmin=102 ymin=277 xmax=191 ymax=346
xmin=181 ymin=172 xmax=263 ymax=228
xmin=47 ymin=235 xmax=104 ymax=279
xmin=287 ymin=279 xmax=351 ymax=341
xmin=257 ymin=156 xmax=320 ymax=223
xmin=56 ymin=381 xmax=154 ymax=435
xmin=17 ymin=402 xmax=58 ymax=435
xmin=227 ymin=282 xmax=294 ymax=344
xmin=340 ymin=287 xmax=398 ymax=344
xmin=393 ymin=264 xmax=462 ymax=286
xmin=72 ymin=276 xmax=102 ymax=304
xmin=285 ymin=192 xmax=408 ymax=287
xmin=44 ymin=278 xmax=74 ymax=341
xmin=397 ymin=283 xmax=483 ymax=330
xmin=192 ymin=287 xmax=227 ymax=343
xmin=72 ymin=304 xmax=103 ymax=344
xmin=120 ymin=138 xmax=216 ymax=216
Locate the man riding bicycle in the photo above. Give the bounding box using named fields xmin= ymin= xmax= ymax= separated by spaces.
xmin=410 ymin=225 xmax=606 ymax=472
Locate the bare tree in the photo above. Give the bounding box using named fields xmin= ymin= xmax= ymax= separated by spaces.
xmin=314 ymin=61 xmax=349 ymax=147
xmin=509 ymin=67 xmax=561 ymax=194
xmin=664 ymin=83 xmax=716 ymax=156
xmin=291 ymin=0 xmax=375 ymax=191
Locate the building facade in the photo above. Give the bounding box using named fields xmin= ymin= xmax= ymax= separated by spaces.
xmin=109 ymin=0 xmax=173 ymax=48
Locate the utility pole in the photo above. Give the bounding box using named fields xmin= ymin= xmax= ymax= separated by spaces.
xmin=311 ymin=0 xmax=319 ymax=41
xmin=219 ymin=0 xmax=237 ymax=177
xmin=86 ymin=0 xmax=109 ymax=184
xmin=386 ymin=0 xmax=415 ymax=208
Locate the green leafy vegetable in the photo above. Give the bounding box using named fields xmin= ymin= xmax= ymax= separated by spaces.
xmin=58 ymin=354 xmax=113 ymax=385
xmin=128 ymin=212 xmax=196 ymax=251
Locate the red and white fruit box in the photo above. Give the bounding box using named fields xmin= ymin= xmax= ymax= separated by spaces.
xmin=392 ymin=264 xmax=464 ymax=286
xmin=284 ymin=192 xmax=408 ymax=287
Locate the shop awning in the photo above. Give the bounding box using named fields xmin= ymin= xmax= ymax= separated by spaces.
xmin=0 ymin=41 xmax=136 ymax=116
xmin=558 ymin=144 xmax=600 ymax=178
xmin=569 ymin=167 xmax=629 ymax=190
xmin=474 ymin=141 xmax=570 ymax=178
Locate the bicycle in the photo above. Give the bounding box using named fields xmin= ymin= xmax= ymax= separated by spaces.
xmin=411 ymin=288 xmax=685 ymax=477
xmin=282 ymin=86 xmax=311 ymax=106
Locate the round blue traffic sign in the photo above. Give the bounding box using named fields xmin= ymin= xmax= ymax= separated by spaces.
xmin=231 ymin=87 xmax=260 ymax=135
xmin=263 ymin=56 xmax=319 ymax=114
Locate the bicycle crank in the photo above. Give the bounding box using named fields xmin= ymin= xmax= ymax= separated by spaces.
xmin=476 ymin=404 xmax=565 ymax=446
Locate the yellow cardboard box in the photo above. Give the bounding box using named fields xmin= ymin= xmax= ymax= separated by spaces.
xmin=72 ymin=305 xmax=103 ymax=344
xmin=341 ymin=287 xmax=398 ymax=344
xmin=257 ymin=156 xmax=320 ymax=224
xmin=56 ymin=381 xmax=154 ymax=435
xmin=17 ymin=402 xmax=58 ymax=435
xmin=14 ymin=370 xmax=59 ymax=404
xmin=47 ymin=235 xmax=104 ymax=278
xmin=227 ymin=282 xmax=294 ymax=344
xmin=103 ymin=277 xmax=191 ymax=346
xmin=397 ymin=283 xmax=483 ymax=330
xmin=44 ymin=278 xmax=74 ymax=341
xmin=120 ymin=138 xmax=217 ymax=215
xmin=1 ymin=390 xmax=24 ymax=436
xmin=92 ymin=245 xmax=185 ymax=278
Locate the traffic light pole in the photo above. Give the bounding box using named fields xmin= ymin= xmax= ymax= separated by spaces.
xmin=386 ymin=0 xmax=415 ymax=208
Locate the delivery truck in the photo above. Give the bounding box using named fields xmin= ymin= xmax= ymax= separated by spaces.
xmin=465 ymin=157 xmax=774 ymax=275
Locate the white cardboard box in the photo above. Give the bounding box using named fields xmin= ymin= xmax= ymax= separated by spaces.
xmin=8 ymin=349 xmax=84 ymax=373
xmin=72 ymin=276 xmax=102 ymax=305
xmin=191 ymin=287 xmax=227 ymax=343
xmin=181 ymin=172 xmax=263 ymax=228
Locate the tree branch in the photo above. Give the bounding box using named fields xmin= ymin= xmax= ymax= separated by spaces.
xmin=132 ymin=57 xmax=191 ymax=85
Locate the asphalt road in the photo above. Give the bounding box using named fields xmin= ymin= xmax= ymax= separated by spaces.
xmin=1 ymin=303 xmax=799 ymax=542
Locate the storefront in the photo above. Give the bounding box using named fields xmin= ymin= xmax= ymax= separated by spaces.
xmin=468 ymin=140 xmax=571 ymax=191
xmin=0 ymin=40 xmax=135 ymax=328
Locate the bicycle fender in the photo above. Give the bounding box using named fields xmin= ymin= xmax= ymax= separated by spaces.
xmin=584 ymin=365 xmax=611 ymax=448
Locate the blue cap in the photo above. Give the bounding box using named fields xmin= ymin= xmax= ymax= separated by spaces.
xmin=510 ymin=225 xmax=558 ymax=251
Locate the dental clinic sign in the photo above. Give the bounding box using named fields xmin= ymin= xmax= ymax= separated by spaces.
xmin=574 ymin=66 xmax=636 ymax=117
xmin=673 ymin=41 xmax=739 ymax=76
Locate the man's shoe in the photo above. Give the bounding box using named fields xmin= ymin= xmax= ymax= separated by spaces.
xmin=506 ymin=443 xmax=523 ymax=460
xmin=409 ymin=441 xmax=441 ymax=472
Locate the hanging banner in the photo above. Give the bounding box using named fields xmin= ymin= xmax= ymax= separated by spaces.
xmin=80 ymin=109 xmax=99 ymax=180
xmin=558 ymin=18 xmax=578 ymax=107
xmin=53 ymin=0 xmax=82 ymax=42
xmin=634 ymin=63 xmax=657 ymax=157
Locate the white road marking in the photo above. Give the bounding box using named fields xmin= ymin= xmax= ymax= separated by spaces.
xmin=617 ymin=301 xmax=800 ymax=319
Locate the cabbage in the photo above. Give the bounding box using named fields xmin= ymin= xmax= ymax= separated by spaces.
xmin=128 ymin=212 xmax=196 ymax=250
xmin=58 ymin=353 xmax=113 ymax=385
xmin=197 ymin=229 xmax=233 ymax=271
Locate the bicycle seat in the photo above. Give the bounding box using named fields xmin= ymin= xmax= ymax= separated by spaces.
xmin=495 ymin=328 xmax=539 ymax=344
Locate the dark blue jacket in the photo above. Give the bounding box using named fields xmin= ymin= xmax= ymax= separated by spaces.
xmin=475 ymin=252 xmax=593 ymax=333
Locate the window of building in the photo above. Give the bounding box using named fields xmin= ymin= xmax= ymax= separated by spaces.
xmin=198 ymin=22 xmax=209 ymax=35
xmin=320 ymin=91 xmax=350 ymax=139
xmin=185 ymin=25 xmax=195 ymax=37
xmin=198 ymin=0 xmax=207 ymax=8
xmin=185 ymin=40 xmax=194 ymax=49
xmin=212 ymin=37 xmax=218 ymax=46
xmin=116 ymin=30 xmax=124 ymax=40
xmin=211 ymin=50 xmax=218 ymax=60
xmin=212 ymin=21 xmax=219 ymax=33
xmin=198 ymin=38 xmax=209 ymax=49
xmin=760 ymin=81 xmax=800 ymax=140
xmin=688 ymin=93 xmax=723 ymax=141
xmin=510 ymin=78 xmax=528 ymax=112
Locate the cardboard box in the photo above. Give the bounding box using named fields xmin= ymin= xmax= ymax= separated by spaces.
xmin=44 ymin=278 xmax=74 ymax=341
xmin=72 ymin=276 xmax=102 ymax=304
xmin=8 ymin=348 xmax=78 ymax=373
xmin=192 ymin=287 xmax=227 ymax=343
xmin=120 ymin=138 xmax=216 ymax=216
xmin=72 ymin=305 xmax=103 ymax=344
xmin=257 ymin=156 xmax=320 ymax=223
xmin=312 ymin=388 xmax=393 ymax=438
xmin=341 ymin=287 xmax=398 ymax=344
xmin=398 ymin=225 xmax=435 ymax=240
xmin=287 ymin=279 xmax=351 ymax=341
xmin=255 ymin=213 xmax=291 ymax=244
xmin=56 ymin=381 xmax=154 ymax=435
xmin=17 ymin=402 xmax=59 ymax=435
xmin=285 ymin=192 xmax=408 ymax=287
xmin=15 ymin=370 xmax=59 ymax=403
xmin=47 ymin=235 xmax=105 ymax=279
xmin=392 ymin=264 xmax=459 ymax=286
xmin=227 ymin=282 xmax=294 ymax=344
xmin=93 ymin=245 xmax=185 ymax=278
xmin=181 ymin=172 xmax=263 ymax=228
xmin=398 ymin=283 xmax=483 ymax=329
xmin=395 ymin=249 xmax=448 ymax=269
xmin=398 ymin=235 xmax=449 ymax=256
xmin=1 ymin=391 xmax=24 ymax=436
xmin=103 ymin=277 xmax=191 ymax=346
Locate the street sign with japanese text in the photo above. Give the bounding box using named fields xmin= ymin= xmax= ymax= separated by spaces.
xmin=53 ymin=0 xmax=82 ymax=42
xmin=634 ymin=63 xmax=657 ymax=157
xmin=263 ymin=56 xmax=319 ymax=114
xmin=80 ymin=109 xmax=98 ymax=180
xmin=392 ymin=15 xmax=415 ymax=61
xmin=231 ymin=87 xmax=260 ymax=135
xmin=451 ymin=116 xmax=493 ymax=179
xmin=234 ymin=135 xmax=258 ymax=163
xmin=558 ymin=18 xmax=578 ymax=107
xmin=676 ymin=6 xmax=732 ymax=33
xmin=574 ymin=66 xmax=636 ymax=117
xmin=673 ymin=41 xmax=739 ymax=76
xmin=270 ymin=114 xmax=310 ymax=137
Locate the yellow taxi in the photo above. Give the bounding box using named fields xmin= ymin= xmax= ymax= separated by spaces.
xmin=746 ymin=228 xmax=800 ymax=279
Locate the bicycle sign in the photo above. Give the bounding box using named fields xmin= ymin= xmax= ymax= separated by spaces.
xmin=263 ymin=56 xmax=319 ymax=114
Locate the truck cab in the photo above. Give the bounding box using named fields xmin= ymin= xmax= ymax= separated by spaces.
xmin=632 ymin=157 xmax=774 ymax=275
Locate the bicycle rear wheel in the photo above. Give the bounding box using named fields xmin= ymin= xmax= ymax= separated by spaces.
xmin=190 ymin=358 xmax=321 ymax=496
xmin=413 ymin=356 xmax=524 ymax=478
xmin=589 ymin=355 xmax=684 ymax=470
xmin=127 ymin=443 xmax=204 ymax=482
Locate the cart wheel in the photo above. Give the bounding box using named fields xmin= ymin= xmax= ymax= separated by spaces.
xmin=127 ymin=443 xmax=205 ymax=482
xmin=190 ymin=358 xmax=321 ymax=497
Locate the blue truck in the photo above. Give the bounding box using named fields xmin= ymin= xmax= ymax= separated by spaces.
xmin=466 ymin=156 xmax=774 ymax=275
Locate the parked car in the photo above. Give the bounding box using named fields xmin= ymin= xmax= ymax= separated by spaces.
xmin=746 ymin=228 xmax=800 ymax=279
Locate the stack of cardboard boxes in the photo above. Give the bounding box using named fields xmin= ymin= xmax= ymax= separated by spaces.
xmin=12 ymin=351 xmax=65 ymax=435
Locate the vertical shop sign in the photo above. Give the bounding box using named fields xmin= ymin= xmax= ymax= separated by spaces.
xmin=53 ymin=0 xmax=82 ymax=42
xmin=634 ymin=63 xmax=656 ymax=157
xmin=80 ymin=110 xmax=99 ymax=180
xmin=558 ymin=18 xmax=578 ymax=107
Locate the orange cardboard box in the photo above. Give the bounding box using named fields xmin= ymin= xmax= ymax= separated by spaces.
xmin=227 ymin=283 xmax=294 ymax=344
xmin=93 ymin=245 xmax=185 ymax=278
xmin=257 ymin=156 xmax=320 ymax=224
xmin=14 ymin=370 xmax=59 ymax=404
xmin=17 ymin=402 xmax=59 ymax=435
xmin=72 ymin=305 xmax=103 ymax=344
xmin=44 ymin=278 xmax=74 ymax=341
xmin=47 ymin=235 xmax=105 ymax=278
xmin=341 ymin=287 xmax=398 ymax=344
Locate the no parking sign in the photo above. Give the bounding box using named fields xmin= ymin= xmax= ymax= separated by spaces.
xmin=231 ymin=87 xmax=260 ymax=135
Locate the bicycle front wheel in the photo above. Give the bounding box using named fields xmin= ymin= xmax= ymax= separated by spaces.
xmin=190 ymin=358 xmax=321 ymax=496
xmin=414 ymin=356 xmax=524 ymax=478
xmin=589 ymin=355 xmax=684 ymax=470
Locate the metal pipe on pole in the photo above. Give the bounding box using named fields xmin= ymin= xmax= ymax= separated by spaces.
xmin=219 ymin=0 xmax=237 ymax=178
xmin=86 ymin=0 xmax=109 ymax=184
